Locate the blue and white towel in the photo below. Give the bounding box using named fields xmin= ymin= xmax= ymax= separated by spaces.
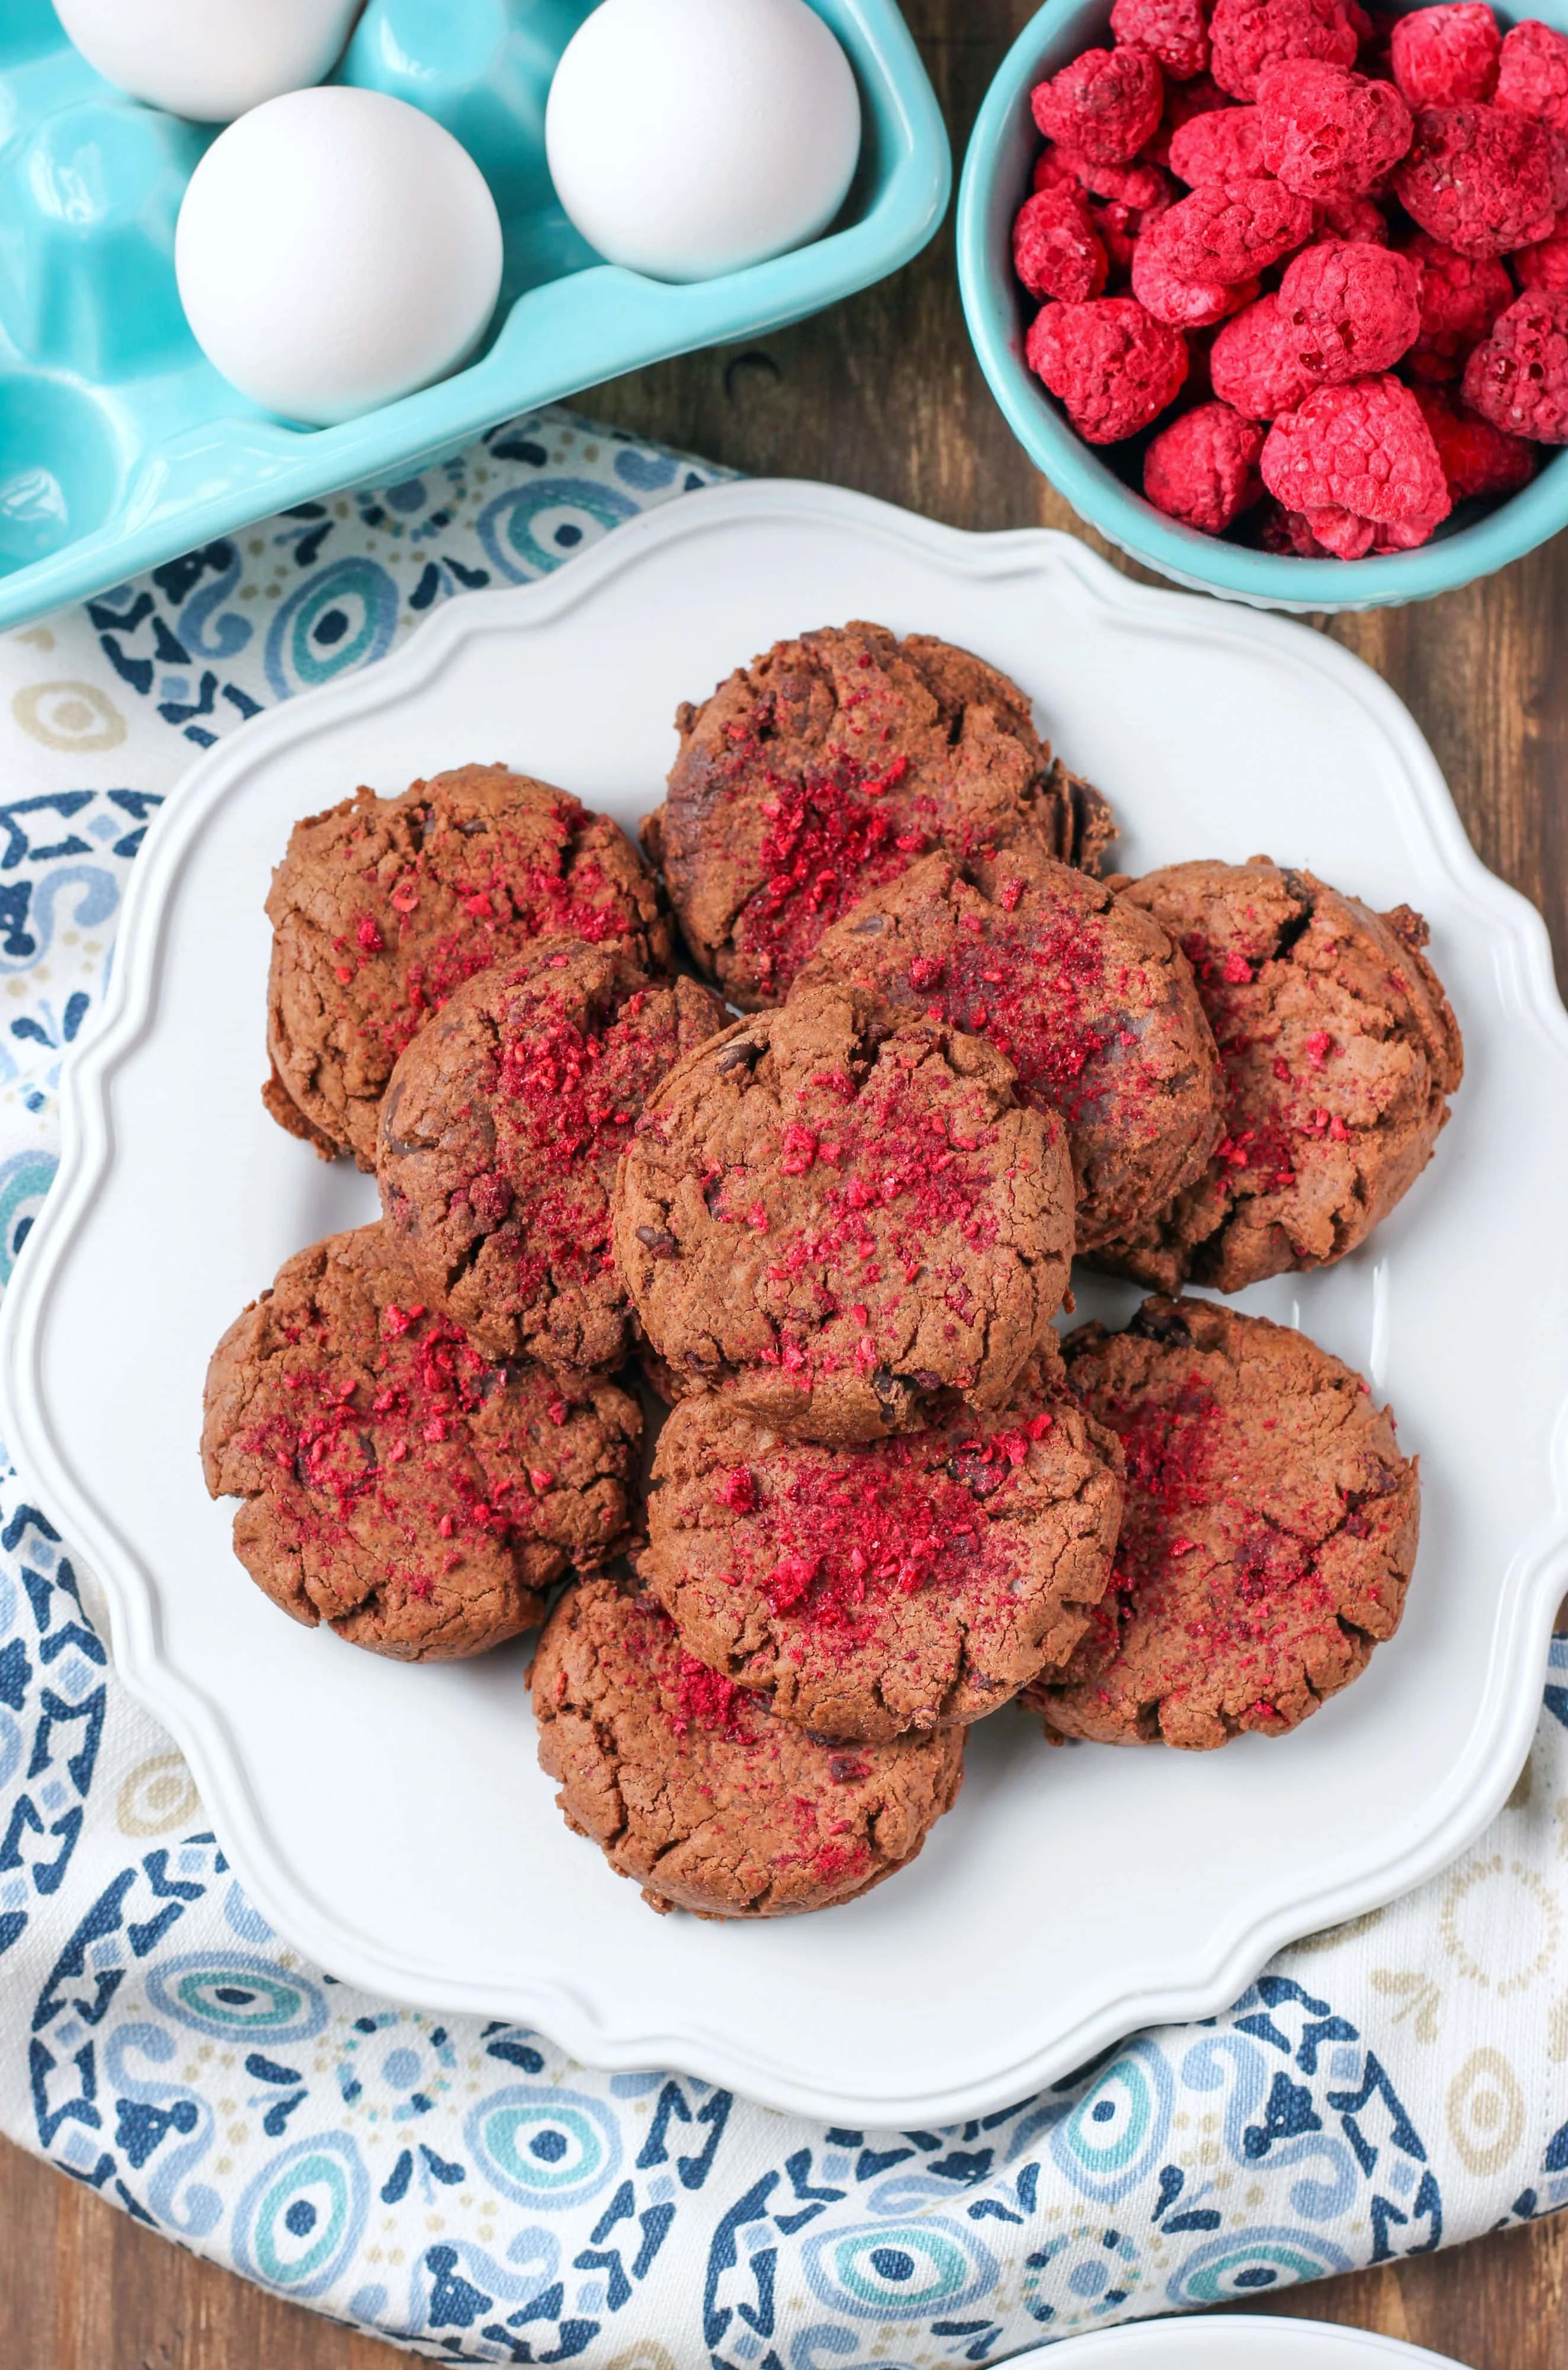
xmin=0 ymin=411 xmax=1563 ymax=2363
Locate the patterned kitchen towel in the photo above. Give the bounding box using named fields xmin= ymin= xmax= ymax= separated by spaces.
xmin=0 ymin=412 xmax=1563 ymax=2365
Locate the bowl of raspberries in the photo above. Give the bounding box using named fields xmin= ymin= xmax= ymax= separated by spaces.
xmin=957 ymin=0 xmax=1568 ymax=606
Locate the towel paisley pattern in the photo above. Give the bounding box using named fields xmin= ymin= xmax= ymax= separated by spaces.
xmin=0 ymin=412 xmax=1563 ymax=2362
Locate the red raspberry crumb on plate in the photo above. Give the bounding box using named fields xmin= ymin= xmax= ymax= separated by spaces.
xmin=1144 ymin=399 xmax=1269 ymax=526
xmin=1027 ymin=294 xmax=1191 ymax=440
xmin=1394 ymin=101 xmax=1568 ymax=256
xmin=1209 ymin=0 xmax=1361 ymax=102
xmin=1150 ymin=175 xmax=1314 ymax=283
xmin=1112 ymin=0 xmax=1213 ymax=80
xmin=1496 ymin=17 xmax=1568 ymax=135
xmin=1515 ymin=216 xmax=1568 ymax=294
xmin=1211 ymin=289 xmax=1322 ymax=415
xmin=1277 ymin=238 xmax=1422 ymax=380
xmin=1256 ymin=59 xmax=1414 ymax=196
xmin=1389 ymin=4 xmax=1501 ymax=110
xmin=1134 ymin=232 xmax=1261 ymax=325
xmin=1262 ymin=372 xmax=1452 ymax=531
xmin=1169 ymin=104 xmax=1268 ymax=183
xmin=1462 ymin=287 xmax=1568 ymax=441
xmin=1032 ymin=46 xmax=1166 ymax=164
xmin=1014 ymin=186 xmax=1110 ymax=302
xmin=1411 ymin=381 xmax=1538 ymax=498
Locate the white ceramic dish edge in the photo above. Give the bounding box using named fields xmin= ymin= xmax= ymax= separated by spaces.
xmin=1 ymin=478 xmax=1565 ymax=2123
xmin=1008 ymin=2314 xmax=1466 ymax=2363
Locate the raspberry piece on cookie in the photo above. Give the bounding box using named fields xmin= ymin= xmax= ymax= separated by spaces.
xmin=1256 ymin=59 xmax=1413 ymax=196
xmin=1032 ymin=46 xmax=1166 ymax=164
xmin=1112 ymin=0 xmax=1213 ymax=79
xmin=1411 ymin=381 xmax=1538 ymax=498
xmin=1496 ymin=16 xmax=1568 ymax=134
xmin=1394 ymin=100 xmax=1568 ymax=255
xmin=1262 ymin=373 xmax=1451 ymax=531
xmin=1209 ymin=0 xmax=1361 ymax=103
xmin=1028 ymin=294 xmax=1190 ymax=438
xmin=1402 ymin=231 xmax=1515 ymax=378
xmin=1462 ymin=288 xmax=1568 ymax=441
xmin=1389 ymin=2 xmax=1501 ymax=108
xmin=1014 ymin=184 xmax=1110 ymax=302
xmin=1276 ymin=239 xmax=1422 ymax=380
xmin=1145 ymin=398 xmax=1269 ymax=529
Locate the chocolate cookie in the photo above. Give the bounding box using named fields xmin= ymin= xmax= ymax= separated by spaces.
xmin=641 ymin=1352 xmax=1123 ymax=1741
xmin=1027 ymin=1298 xmax=1419 ymax=1749
xmin=611 ymin=982 xmax=1075 ymax=1443
xmin=795 ymin=847 xmax=1223 ymax=1251
xmin=265 ymin=764 xmax=668 ymax=1169
xmin=533 ymin=1578 xmax=965 ymax=1916
xmin=646 ymin=622 xmax=1115 ymax=1008
xmin=1098 ymin=859 xmax=1463 ymax=1292
xmin=201 ymin=1222 xmax=640 ymax=1659
xmin=377 ymin=937 xmax=727 ymax=1368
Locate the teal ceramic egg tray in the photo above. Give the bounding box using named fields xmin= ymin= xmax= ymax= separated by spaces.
xmin=0 ymin=0 xmax=948 ymax=630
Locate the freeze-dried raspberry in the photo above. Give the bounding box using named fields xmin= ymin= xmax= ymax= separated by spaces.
xmin=1014 ymin=186 xmax=1111 ymax=302
xmin=1038 ymin=144 xmax=1175 ymax=208
xmin=1394 ymin=101 xmax=1568 ymax=256
xmin=1302 ymin=502 xmax=1380 ymax=553
xmin=1462 ymin=287 xmax=1568 ymax=440
xmin=1370 ymin=507 xmax=1449 ymax=550
xmin=1144 ymin=73 xmax=1233 ymax=164
xmin=1515 ymin=216 xmax=1568 ymax=294
xmin=1170 ymin=103 xmax=1268 ymax=182
xmin=1390 ymin=4 xmax=1500 ymax=109
xmin=1112 ymin=0 xmax=1212 ymax=78
xmin=1210 ymin=0 xmax=1361 ymax=101
xmin=1149 ymin=175 xmax=1314 ymax=283
xmin=1257 ymin=60 xmax=1414 ymax=196
xmin=1412 ymin=381 xmax=1538 ymax=496
xmin=1277 ymin=238 xmax=1422 ymax=379
xmin=1402 ymin=230 xmax=1513 ymax=378
xmin=1032 ymin=47 xmax=1166 ymax=164
xmin=1026 ymin=295 xmax=1191 ymax=440
xmin=1090 ymin=196 xmax=1140 ymax=278
xmin=1262 ymin=372 xmax=1452 ymax=523
xmin=1144 ymin=398 xmax=1269 ymax=524
xmin=1211 ymin=289 xmax=1322 ymax=412
xmin=1312 ymin=193 xmax=1389 ymax=241
xmin=1255 ymin=497 xmax=1371 ymax=552
xmin=1496 ymin=17 xmax=1568 ymax=135
xmin=1134 ymin=232 xmax=1262 ymax=324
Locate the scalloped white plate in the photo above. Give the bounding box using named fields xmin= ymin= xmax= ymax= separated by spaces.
xmin=1020 ymin=2318 xmax=1467 ymax=2365
xmin=3 ymin=479 xmax=1566 ymax=2125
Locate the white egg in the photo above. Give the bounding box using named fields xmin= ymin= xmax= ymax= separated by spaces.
xmin=53 ymin=0 xmax=364 ymax=124
xmin=546 ymin=0 xmax=862 ymax=283
xmin=175 ymin=88 xmax=502 ymax=427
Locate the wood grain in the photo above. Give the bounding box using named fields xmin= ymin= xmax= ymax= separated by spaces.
xmin=2 ymin=0 xmax=1564 ymax=2356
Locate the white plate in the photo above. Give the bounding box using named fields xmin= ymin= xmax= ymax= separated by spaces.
xmin=3 ymin=479 xmax=1566 ymax=2126
xmin=1014 ymin=2317 xmax=1466 ymax=2365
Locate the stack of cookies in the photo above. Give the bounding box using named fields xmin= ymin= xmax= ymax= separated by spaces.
xmin=203 ymin=622 xmax=1460 ymax=1922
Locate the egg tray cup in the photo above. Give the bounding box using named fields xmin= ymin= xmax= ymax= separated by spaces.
xmin=956 ymin=0 xmax=1568 ymax=613
xmin=0 ymin=0 xmax=948 ymax=632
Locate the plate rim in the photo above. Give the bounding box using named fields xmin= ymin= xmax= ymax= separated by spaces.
xmin=2 ymin=475 xmax=1566 ymax=2122
xmin=1004 ymin=2313 xmax=1468 ymax=2363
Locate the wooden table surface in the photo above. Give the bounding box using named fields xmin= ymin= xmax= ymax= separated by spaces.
xmin=4 ymin=1 xmax=1567 ymax=2359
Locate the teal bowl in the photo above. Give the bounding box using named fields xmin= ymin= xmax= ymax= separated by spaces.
xmin=957 ymin=0 xmax=1568 ymax=611
xmin=0 ymin=0 xmax=948 ymax=632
